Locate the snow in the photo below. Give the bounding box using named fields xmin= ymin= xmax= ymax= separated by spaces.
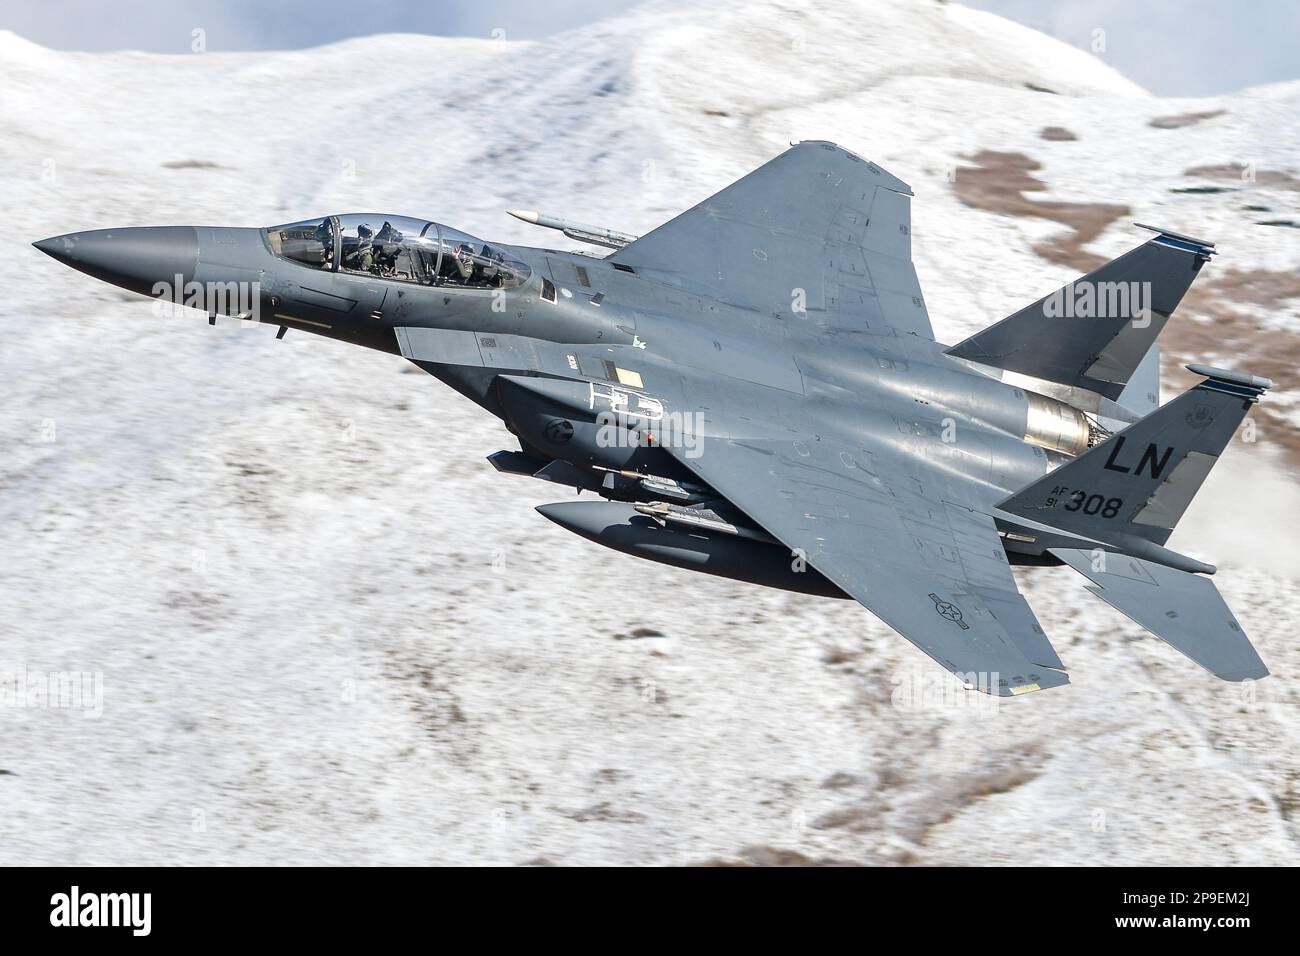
xmin=1 ymin=0 xmax=1298 ymax=865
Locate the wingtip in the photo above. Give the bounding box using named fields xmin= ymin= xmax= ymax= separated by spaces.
xmin=1007 ymin=670 xmax=1071 ymax=697
xmin=789 ymin=140 xmax=914 ymax=196
xmin=1216 ymin=664 xmax=1270 ymax=682
xmin=964 ymin=669 xmax=1070 ymax=697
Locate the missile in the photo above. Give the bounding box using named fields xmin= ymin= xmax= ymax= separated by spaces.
xmin=592 ymin=466 xmax=714 ymax=503
xmin=507 ymin=210 xmax=638 ymax=250
xmin=633 ymin=501 xmax=778 ymax=544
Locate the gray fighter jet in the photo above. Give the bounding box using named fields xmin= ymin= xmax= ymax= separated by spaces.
xmin=34 ymin=142 xmax=1271 ymax=696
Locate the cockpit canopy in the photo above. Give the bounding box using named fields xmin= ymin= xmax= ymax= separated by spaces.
xmin=265 ymin=214 xmax=531 ymax=290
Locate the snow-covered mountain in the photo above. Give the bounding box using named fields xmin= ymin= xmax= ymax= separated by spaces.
xmin=2 ymin=0 xmax=1298 ymax=865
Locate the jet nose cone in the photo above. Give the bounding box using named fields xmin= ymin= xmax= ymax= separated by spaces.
xmin=33 ymin=226 xmax=199 ymax=297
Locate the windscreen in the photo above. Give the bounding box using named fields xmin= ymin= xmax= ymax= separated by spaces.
xmin=266 ymin=215 xmax=530 ymax=290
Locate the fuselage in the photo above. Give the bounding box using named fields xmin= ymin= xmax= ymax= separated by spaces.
xmin=245 ymin=222 xmax=1067 ymax=498
xmin=34 ymin=215 xmax=1099 ymax=588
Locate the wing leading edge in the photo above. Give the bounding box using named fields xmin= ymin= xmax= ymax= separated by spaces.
xmin=610 ymin=141 xmax=934 ymax=338
xmin=664 ymin=433 xmax=1067 ymax=696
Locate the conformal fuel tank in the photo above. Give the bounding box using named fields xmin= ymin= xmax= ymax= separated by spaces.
xmin=536 ymin=500 xmax=849 ymax=599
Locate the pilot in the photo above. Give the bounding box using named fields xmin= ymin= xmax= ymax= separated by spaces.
xmin=345 ymin=223 xmax=374 ymax=272
xmin=452 ymin=242 xmax=477 ymax=282
xmin=373 ymin=221 xmax=402 ymax=275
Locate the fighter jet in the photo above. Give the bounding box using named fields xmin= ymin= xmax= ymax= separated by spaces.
xmin=34 ymin=141 xmax=1271 ymax=696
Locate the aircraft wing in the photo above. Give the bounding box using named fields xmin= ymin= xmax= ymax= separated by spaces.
xmin=663 ymin=432 xmax=1068 ymax=696
xmin=609 ymin=142 xmax=934 ymax=339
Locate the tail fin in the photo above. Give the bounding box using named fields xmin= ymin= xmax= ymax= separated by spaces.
xmin=947 ymin=224 xmax=1213 ymax=401
xmin=997 ymin=365 xmax=1272 ymax=547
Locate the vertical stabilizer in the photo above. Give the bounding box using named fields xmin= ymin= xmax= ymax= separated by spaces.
xmin=997 ymin=365 xmax=1270 ymax=546
xmin=947 ymin=225 xmax=1213 ymax=400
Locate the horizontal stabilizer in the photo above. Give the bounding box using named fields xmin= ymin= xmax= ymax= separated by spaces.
xmin=1051 ymin=548 xmax=1267 ymax=681
xmin=947 ymin=225 xmax=1214 ymax=400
